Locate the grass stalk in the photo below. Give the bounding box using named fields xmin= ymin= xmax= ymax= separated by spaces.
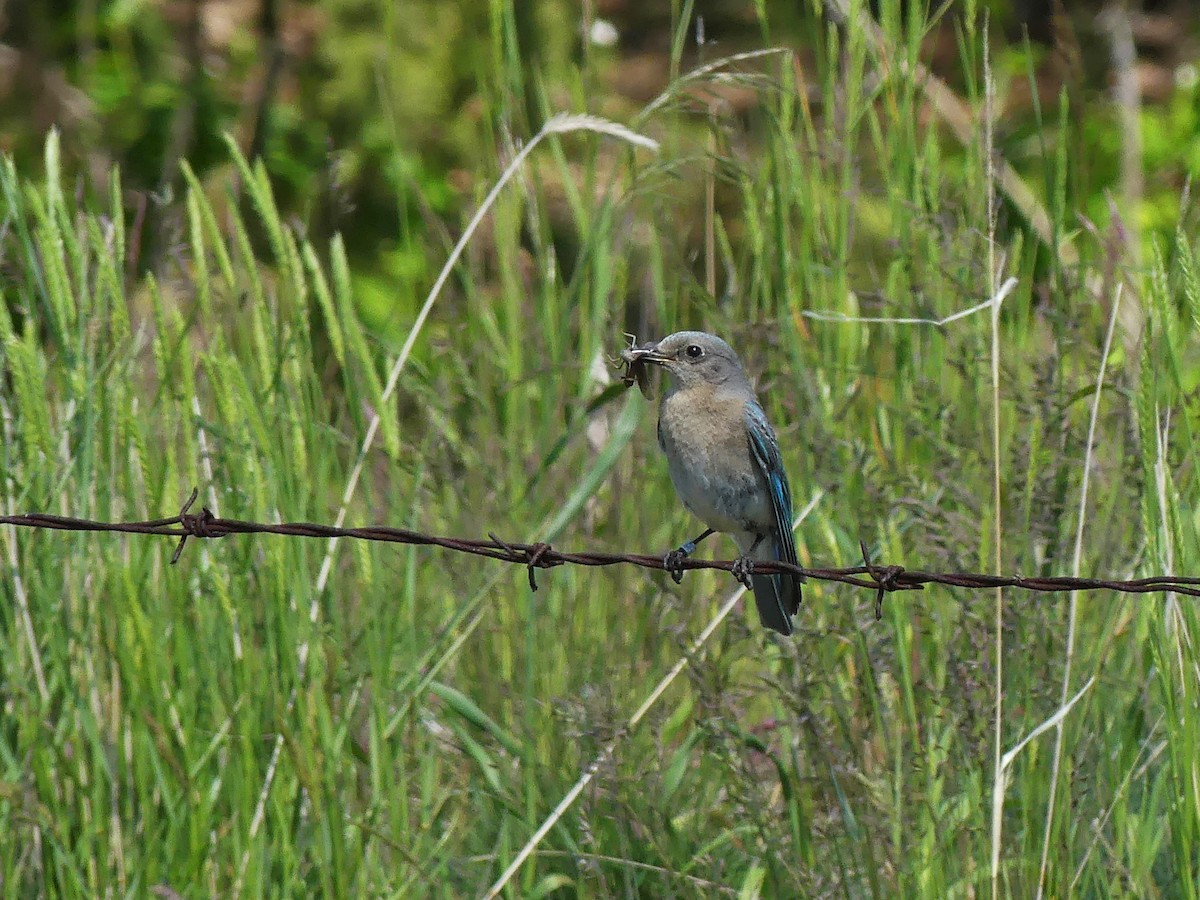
xmin=1037 ymin=282 xmax=1124 ymax=897
xmin=483 ymin=495 xmax=823 ymax=898
xmin=984 ymin=19 xmax=1005 ymax=897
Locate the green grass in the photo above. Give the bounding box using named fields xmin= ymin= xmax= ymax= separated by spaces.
xmin=3 ymin=3 xmax=1200 ymax=897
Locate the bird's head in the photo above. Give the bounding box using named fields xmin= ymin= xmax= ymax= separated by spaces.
xmin=621 ymin=331 xmax=747 ymax=391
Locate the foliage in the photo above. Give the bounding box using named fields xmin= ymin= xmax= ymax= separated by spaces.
xmin=2 ymin=1 xmax=1200 ymax=897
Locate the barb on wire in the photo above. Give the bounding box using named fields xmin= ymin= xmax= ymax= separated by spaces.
xmin=3 ymin=489 xmax=1200 ymax=602
xmin=860 ymin=539 xmax=914 ymax=619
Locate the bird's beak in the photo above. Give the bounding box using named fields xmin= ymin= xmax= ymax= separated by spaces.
xmin=620 ymin=342 xmax=671 ymax=368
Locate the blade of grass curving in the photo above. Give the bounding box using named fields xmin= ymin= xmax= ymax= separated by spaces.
xmin=999 ymin=677 xmax=1096 ymax=773
xmin=639 ymin=48 xmax=791 ymax=123
xmin=803 ymin=278 xmax=1017 ymax=326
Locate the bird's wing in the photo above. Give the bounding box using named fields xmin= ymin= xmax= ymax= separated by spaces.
xmin=743 ymin=400 xmax=798 ymax=569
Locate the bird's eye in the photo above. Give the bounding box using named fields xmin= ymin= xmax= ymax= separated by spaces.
xmin=684 ymin=344 xmax=704 ymax=359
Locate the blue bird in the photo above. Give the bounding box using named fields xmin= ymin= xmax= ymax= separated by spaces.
xmin=624 ymin=331 xmax=803 ymax=635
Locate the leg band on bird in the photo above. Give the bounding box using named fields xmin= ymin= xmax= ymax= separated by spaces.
xmin=663 ymin=528 xmax=715 ymax=584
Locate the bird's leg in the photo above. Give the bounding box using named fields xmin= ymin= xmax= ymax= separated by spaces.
xmin=664 ymin=528 xmax=715 ymax=584
xmin=731 ymin=533 xmax=766 ymax=590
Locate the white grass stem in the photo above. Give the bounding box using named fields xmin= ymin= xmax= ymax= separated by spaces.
xmin=232 ymin=113 xmax=657 ymax=898
xmin=999 ymin=677 xmax=1097 ymax=775
xmin=481 ymin=493 xmax=823 ymax=900
xmin=1036 ymin=282 xmax=1123 ymax=897
xmin=803 ymin=278 xmax=1017 ymax=326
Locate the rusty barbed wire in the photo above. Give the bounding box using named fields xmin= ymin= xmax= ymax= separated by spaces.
xmin=2 ymin=488 xmax=1199 ymax=619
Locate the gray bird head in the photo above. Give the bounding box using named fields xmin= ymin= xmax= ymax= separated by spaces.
xmin=623 ymin=331 xmax=749 ymax=390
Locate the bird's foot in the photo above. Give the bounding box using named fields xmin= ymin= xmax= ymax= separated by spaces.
xmin=731 ymin=555 xmax=755 ymax=590
xmin=663 ymin=540 xmax=698 ymax=584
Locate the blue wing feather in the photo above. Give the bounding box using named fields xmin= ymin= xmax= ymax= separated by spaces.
xmin=743 ymin=401 xmax=799 ymax=570
xmin=744 ymin=400 xmax=803 ymax=633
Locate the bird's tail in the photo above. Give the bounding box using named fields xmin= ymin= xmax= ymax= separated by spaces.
xmin=748 ymin=537 xmax=803 ymax=636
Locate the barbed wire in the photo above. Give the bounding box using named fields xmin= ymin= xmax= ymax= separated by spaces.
xmin=2 ymin=489 xmax=1196 ymax=618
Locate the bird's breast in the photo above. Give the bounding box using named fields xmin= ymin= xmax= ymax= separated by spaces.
xmin=657 ymin=390 xmax=772 ymax=535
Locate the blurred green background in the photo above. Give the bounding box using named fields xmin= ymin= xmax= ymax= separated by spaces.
xmin=5 ymin=1 xmax=1200 ymax=897
xmin=8 ymin=0 xmax=1200 ymax=328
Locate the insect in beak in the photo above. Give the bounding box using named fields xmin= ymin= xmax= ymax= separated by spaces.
xmin=617 ymin=336 xmax=668 ymax=399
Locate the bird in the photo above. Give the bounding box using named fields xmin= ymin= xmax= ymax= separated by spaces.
xmin=622 ymin=331 xmax=803 ymax=635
